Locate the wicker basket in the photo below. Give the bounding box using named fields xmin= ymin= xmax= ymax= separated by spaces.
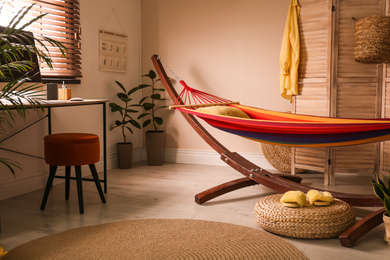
xmin=261 ymin=143 xmax=305 ymax=173
xmin=254 ymin=194 xmax=356 ymax=239
xmin=354 ymin=15 xmax=390 ymax=64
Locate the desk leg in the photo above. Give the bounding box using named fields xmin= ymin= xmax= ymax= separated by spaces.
xmin=47 ymin=107 xmax=52 ymax=135
xmin=103 ymin=103 xmax=107 ymax=193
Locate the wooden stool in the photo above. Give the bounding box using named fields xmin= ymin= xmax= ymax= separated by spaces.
xmin=40 ymin=133 xmax=106 ymax=214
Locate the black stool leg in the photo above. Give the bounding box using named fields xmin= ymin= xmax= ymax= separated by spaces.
xmin=75 ymin=166 xmax=84 ymax=214
xmin=65 ymin=166 xmax=71 ymax=200
xmin=40 ymin=165 xmax=58 ymax=210
xmin=89 ymin=164 xmax=106 ymax=203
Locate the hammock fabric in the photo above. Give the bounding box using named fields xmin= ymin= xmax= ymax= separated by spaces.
xmin=172 ymin=80 xmax=390 ymax=148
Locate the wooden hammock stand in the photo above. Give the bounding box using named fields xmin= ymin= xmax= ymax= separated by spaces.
xmin=151 ymin=54 xmax=386 ymax=247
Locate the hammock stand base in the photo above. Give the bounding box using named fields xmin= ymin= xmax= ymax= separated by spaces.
xmin=151 ymin=54 xmax=384 ymax=247
xmin=194 ymin=154 xmax=303 ymax=205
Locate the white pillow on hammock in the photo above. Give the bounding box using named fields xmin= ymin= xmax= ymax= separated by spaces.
xmin=196 ymin=106 xmax=250 ymax=119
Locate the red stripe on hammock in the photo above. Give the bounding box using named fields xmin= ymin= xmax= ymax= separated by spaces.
xmin=178 ymin=108 xmax=390 ymax=135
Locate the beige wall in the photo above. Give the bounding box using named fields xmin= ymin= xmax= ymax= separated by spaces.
xmin=0 ymin=0 xmax=294 ymax=198
xmin=0 ymin=0 xmax=142 ymax=198
xmin=141 ymin=0 xmax=292 ymax=154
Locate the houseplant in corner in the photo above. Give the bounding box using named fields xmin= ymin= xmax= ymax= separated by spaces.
xmin=137 ymin=70 xmax=168 ymax=166
xmin=109 ymin=81 xmax=141 ymax=169
xmin=372 ymin=172 xmax=390 ymax=246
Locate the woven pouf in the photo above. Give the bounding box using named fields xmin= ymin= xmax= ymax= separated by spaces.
xmin=254 ymin=194 xmax=356 ymax=239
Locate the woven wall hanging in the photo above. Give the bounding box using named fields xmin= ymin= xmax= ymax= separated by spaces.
xmin=354 ymin=15 xmax=390 ymax=64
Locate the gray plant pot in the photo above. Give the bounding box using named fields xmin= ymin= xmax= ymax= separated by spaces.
xmin=117 ymin=142 xmax=133 ymax=169
xmin=145 ymin=131 xmax=165 ymax=166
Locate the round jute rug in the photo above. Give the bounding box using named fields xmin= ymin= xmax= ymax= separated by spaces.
xmin=5 ymin=219 xmax=308 ymax=260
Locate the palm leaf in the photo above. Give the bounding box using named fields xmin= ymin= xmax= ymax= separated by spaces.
xmin=0 ymin=157 xmax=22 ymax=175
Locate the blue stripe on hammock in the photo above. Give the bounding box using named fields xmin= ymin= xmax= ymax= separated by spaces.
xmin=211 ymin=124 xmax=390 ymax=146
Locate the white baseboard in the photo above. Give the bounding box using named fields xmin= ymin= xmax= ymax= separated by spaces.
xmin=0 ymin=153 xmax=118 ymax=201
xmin=0 ymin=147 xmax=271 ymax=200
xmin=0 ymin=172 xmax=47 ymax=201
xmin=164 ymin=148 xmax=271 ymax=168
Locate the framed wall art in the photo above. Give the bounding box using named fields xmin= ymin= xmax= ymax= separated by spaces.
xmin=99 ymin=30 xmax=128 ymax=73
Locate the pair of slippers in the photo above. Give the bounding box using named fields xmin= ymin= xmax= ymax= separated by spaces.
xmin=280 ymin=190 xmax=334 ymax=208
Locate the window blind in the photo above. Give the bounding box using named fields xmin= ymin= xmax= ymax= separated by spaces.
xmin=20 ymin=0 xmax=82 ymax=78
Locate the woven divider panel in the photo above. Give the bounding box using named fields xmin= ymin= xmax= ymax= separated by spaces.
xmin=254 ymin=194 xmax=356 ymax=239
xmin=354 ymin=15 xmax=390 ymax=64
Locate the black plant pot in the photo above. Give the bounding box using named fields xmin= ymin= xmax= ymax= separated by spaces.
xmin=145 ymin=131 xmax=165 ymax=166
xmin=117 ymin=142 xmax=133 ymax=169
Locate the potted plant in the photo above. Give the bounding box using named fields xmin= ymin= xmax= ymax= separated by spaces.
xmin=0 ymin=3 xmax=67 ymax=174
xmin=137 ymin=70 xmax=168 ymax=166
xmin=109 ymin=81 xmax=141 ymax=169
xmin=372 ymin=172 xmax=390 ymax=246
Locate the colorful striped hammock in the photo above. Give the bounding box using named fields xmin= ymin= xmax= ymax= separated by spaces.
xmin=152 ymin=55 xmax=384 ymax=248
xmin=170 ymin=80 xmax=390 ymax=148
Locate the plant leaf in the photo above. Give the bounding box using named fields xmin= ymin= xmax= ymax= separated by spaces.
xmin=139 ymin=96 xmax=148 ymax=105
xmin=110 ymin=125 xmax=120 ymax=130
xmin=130 ymin=119 xmax=141 ymax=129
xmin=376 ymin=173 xmax=388 ymax=191
xmin=151 ymin=94 xmax=161 ymax=100
xmin=125 ymin=108 xmax=138 ymax=113
xmin=128 ymin=86 xmax=140 ymax=95
xmin=388 ymin=170 xmax=390 ymax=196
xmin=115 ymin=81 xmax=126 ymax=93
xmin=149 ymin=70 xmax=156 ymax=79
xmin=143 ymin=103 xmax=155 ymax=111
xmin=0 ymin=157 xmax=22 ymax=175
xmin=154 ymin=117 xmax=163 ymax=125
xmin=143 ymin=119 xmax=151 ymax=128
xmin=372 ymin=181 xmax=386 ymax=201
xmin=155 ymin=105 xmax=169 ymax=111
xmin=385 ymin=197 xmax=390 ymax=216
xmin=136 ymin=84 xmax=150 ymax=90
xmin=110 ymin=104 xmax=123 ymax=112
xmin=117 ymin=93 xmax=131 ymax=102
xmin=125 ymin=126 xmax=134 ymax=134
xmin=137 ymin=113 xmax=149 ymax=119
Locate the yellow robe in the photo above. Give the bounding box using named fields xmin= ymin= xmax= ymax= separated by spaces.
xmin=280 ymin=0 xmax=300 ymax=101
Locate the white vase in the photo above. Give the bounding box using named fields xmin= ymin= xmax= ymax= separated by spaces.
xmin=384 ymin=213 xmax=390 ymax=247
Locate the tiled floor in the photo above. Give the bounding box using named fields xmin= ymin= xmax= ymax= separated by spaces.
xmin=0 ymin=162 xmax=389 ymax=259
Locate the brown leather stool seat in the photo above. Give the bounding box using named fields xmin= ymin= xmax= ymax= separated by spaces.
xmin=40 ymin=133 xmax=106 ymax=214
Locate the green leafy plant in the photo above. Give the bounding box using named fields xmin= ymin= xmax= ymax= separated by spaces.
xmin=137 ymin=70 xmax=168 ymax=131
xmin=372 ymin=172 xmax=390 ymax=216
xmin=0 ymin=3 xmax=67 ymax=174
xmin=0 ymin=4 xmax=65 ymax=80
xmin=109 ymin=81 xmax=141 ymax=143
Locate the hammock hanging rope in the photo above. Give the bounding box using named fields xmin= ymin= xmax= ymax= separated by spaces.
xmin=160 ymin=57 xmax=390 ymax=148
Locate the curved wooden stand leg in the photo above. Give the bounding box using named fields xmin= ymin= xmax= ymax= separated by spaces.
xmin=195 ymin=178 xmax=258 ymax=204
xmin=339 ymin=208 xmax=385 ymax=247
xmin=195 ymin=174 xmax=302 ymax=204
